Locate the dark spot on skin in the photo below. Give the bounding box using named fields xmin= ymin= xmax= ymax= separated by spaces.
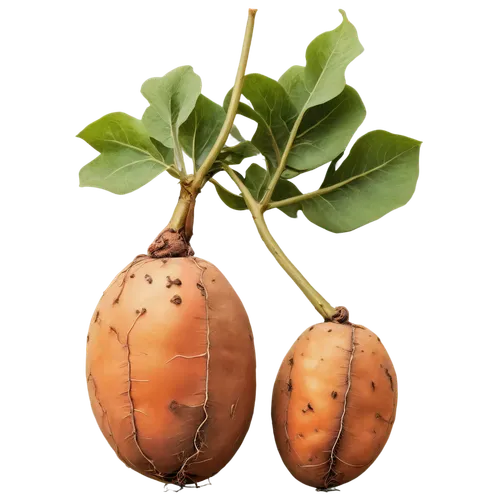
xmin=302 ymin=402 xmax=314 ymax=413
xmin=308 ymin=458 xmax=313 ymax=462
xmin=135 ymin=309 xmax=140 ymax=314
xmin=385 ymin=368 xmax=394 ymax=391
xmin=144 ymin=274 xmax=153 ymax=284
xmin=320 ymin=358 xmax=324 ymax=361
xmin=166 ymin=276 xmax=182 ymax=288
xmin=372 ymin=351 xmax=376 ymax=355
xmin=113 ymin=297 xmax=119 ymax=305
xmin=301 ymin=352 xmax=304 ymax=356
xmin=361 ymin=350 xmax=365 ymax=353
xmin=287 ymin=379 xmax=293 ymax=392
xmin=375 ymin=412 xmax=381 ymax=419
xmin=171 ymin=295 xmax=182 ymax=305
xmin=331 ymin=391 xmax=338 ymax=399
xmin=328 ymin=329 xmax=332 ymax=332
xmin=288 ymin=357 xmax=294 ymax=366
xmin=141 ymin=308 xmax=146 ymax=314
xmin=371 ymin=381 xmax=376 ymax=391
xmin=309 ymin=326 xmax=314 ymax=331
xmin=197 ymin=282 xmax=206 ymax=296
xmin=369 ymin=335 xmax=372 ymax=337
xmin=297 ymin=433 xmax=304 ymax=438
xmin=211 ymin=279 xmax=216 ymax=283
xmin=94 ymin=310 xmax=100 ymax=323
xmin=169 ymin=400 xmax=180 ymax=411
xmin=380 ymin=364 xmax=384 ymax=368
xmin=162 ymin=259 xmax=168 ymax=264
xmin=86 ymin=334 xmax=90 ymax=343
xmin=314 ymin=428 xmax=319 ymax=433
xmin=249 ymin=333 xmax=254 ymax=341
xmin=377 ymin=336 xmax=381 ymax=342
xmin=130 ymin=274 xmax=135 ymax=279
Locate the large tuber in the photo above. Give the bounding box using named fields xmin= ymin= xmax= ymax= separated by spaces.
xmin=86 ymin=255 xmax=256 ymax=486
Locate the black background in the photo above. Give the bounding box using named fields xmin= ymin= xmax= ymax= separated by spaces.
xmin=69 ymin=0 xmax=433 ymax=498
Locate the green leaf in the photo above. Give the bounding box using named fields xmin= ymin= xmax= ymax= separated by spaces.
xmin=303 ymin=10 xmax=363 ymax=109
xmin=280 ymin=166 xmax=303 ymax=180
xmin=150 ymin=137 xmax=174 ymax=165
xmin=302 ymin=130 xmax=421 ymax=232
xmin=239 ymin=74 xmax=298 ymax=167
xmin=74 ymin=110 xmax=162 ymax=160
xmin=179 ymin=94 xmax=226 ymax=168
xmin=279 ymin=65 xmax=309 ymax=110
xmin=212 ymin=181 xmax=247 ymax=211
xmin=272 ymin=178 xmax=302 ymax=218
xmin=227 ymin=11 xmax=362 ymax=175
xmin=320 ymin=152 xmax=344 ymax=188
xmin=77 ymin=148 xmax=166 ymax=196
xmin=78 ymin=112 xmax=169 ymax=194
xmin=141 ymin=66 xmax=202 ymax=148
xmin=244 ymin=163 xmax=269 ymax=201
xmin=287 ymin=86 xmax=365 ymax=173
xmin=231 ymin=125 xmax=245 ymax=142
xmin=218 ymin=141 xmax=260 ymax=165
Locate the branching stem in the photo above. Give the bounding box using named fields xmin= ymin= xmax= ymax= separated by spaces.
xmin=224 ymin=166 xmax=339 ymax=320
xmin=162 ymin=9 xmax=257 ymax=237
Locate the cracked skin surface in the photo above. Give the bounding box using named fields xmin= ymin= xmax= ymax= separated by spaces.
xmin=272 ymin=322 xmax=397 ymax=489
xmin=86 ymin=256 xmax=256 ymax=486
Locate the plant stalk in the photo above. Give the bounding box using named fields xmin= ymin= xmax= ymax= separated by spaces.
xmin=191 ymin=9 xmax=257 ymax=194
xmin=260 ymin=109 xmax=306 ymax=207
xmin=149 ymin=8 xmax=257 ymax=258
xmin=167 ymin=177 xmax=195 ymax=232
xmin=223 ymin=166 xmax=338 ymax=321
xmin=267 ymin=173 xmax=367 ymax=210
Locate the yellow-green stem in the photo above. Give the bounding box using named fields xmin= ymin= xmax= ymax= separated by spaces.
xmin=165 ymin=9 xmax=257 ymax=235
xmin=267 ymin=169 xmax=386 ymax=210
xmin=260 ymin=109 xmax=306 ymax=207
xmin=191 ymin=9 xmax=257 ymax=194
xmin=223 ymin=166 xmax=338 ymax=321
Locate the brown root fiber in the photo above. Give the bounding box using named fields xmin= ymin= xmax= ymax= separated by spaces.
xmin=86 ymin=256 xmax=256 ymax=486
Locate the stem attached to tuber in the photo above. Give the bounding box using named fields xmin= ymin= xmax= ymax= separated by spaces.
xmin=149 ymin=9 xmax=257 ymax=257
xmin=150 ymin=8 xmax=340 ymax=321
xmin=222 ymin=166 xmax=339 ymax=321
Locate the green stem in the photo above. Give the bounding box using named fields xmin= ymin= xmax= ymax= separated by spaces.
xmin=171 ymin=127 xmax=187 ymax=178
xmin=167 ymin=7 xmax=258 ymax=238
xmin=260 ymin=109 xmax=306 ymax=207
xmin=267 ymin=175 xmax=360 ymax=210
xmin=167 ymin=177 xmax=194 ymax=231
xmin=191 ymin=9 xmax=257 ymax=193
xmin=223 ymin=166 xmax=338 ymax=321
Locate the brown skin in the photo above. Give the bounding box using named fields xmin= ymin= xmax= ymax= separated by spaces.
xmin=272 ymin=322 xmax=397 ymax=489
xmin=86 ymin=255 xmax=256 ymax=486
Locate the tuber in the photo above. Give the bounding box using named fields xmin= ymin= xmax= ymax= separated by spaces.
xmin=271 ymin=321 xmax=397 ymax=490
xmin=86 ymin=255 xmax=256 ymax=486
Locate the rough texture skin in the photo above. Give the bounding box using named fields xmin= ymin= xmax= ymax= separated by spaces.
xmin=86 ymin=255 xmax=256 ymax=486
xmin=271 ymin=322 xmax=397 ymax=489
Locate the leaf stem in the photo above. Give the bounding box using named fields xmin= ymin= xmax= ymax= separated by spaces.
xmin=223 ymin=165 xmax=338 ymax=321
xmin=191 ymin=9 xmax=257 ymax=193
xmin=267 ymin=174 xmax=357 ymax=209
xmin=261 ymin=109 xmax=306 ymax=207
xmin=171 ymin=128 xmax=187 ymax=178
